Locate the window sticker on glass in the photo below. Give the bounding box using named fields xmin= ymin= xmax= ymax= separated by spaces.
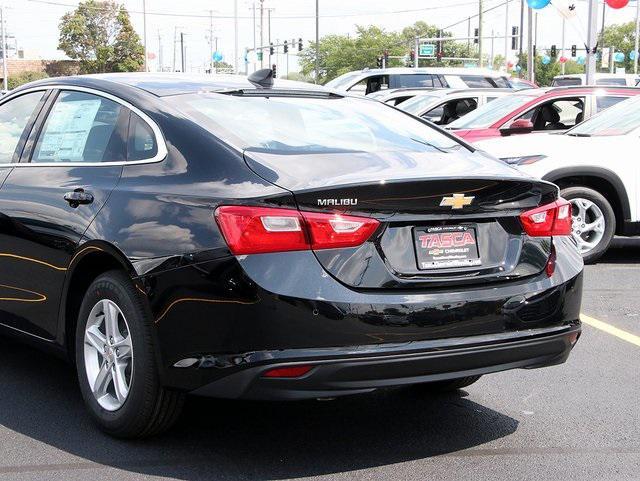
xmin=36 ymin=99 xmax=101 ymax=162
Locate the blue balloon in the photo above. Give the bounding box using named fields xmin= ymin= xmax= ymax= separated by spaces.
xmin=577 ymin=56 xmax=586 ymax=65
xmin=614 ymin=52 xmax=625 ymax=63
xmin=527 ymin=0 xmax=551 ymax=8
xmin=541 ymin=55 xmax=551 ymax=65
xmin=630 ymin=51 xmax=638 ymax=61
xmin=213 ymin=51 xmax=223 ymax=62
xmin=515 ymin=64 xmax=522 ymax=72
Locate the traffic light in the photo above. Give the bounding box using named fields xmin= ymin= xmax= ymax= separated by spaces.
xmin=272 ymin=64 xmax=277 ymax=78
xmin=284 ymin=40 xmax=288 ymax=53
xmin=571 ymin=45 xmax=577 ymax=57
xmin=376 ymin=56 xmax=383 ymax=68
xmin=474 ymin=28 xmax=479 ymax=45
xmin=533 ymin=45 xmax=536 ymax=57
xmin=298 ymin=38 xmax=303 ymax=51
xmin=511 ymin=26 xmax=519 ymax=50
xmin=436 ymin=29 xmax=443 ymax=59
xmin=550 ymin=45 xmax=557 ymax=57
xmin=269 ymin=43 xmax=274 ymax=55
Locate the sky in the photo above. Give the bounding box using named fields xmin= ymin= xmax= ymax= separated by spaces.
xmin=4 ymin=0 xmax=639 ymax=74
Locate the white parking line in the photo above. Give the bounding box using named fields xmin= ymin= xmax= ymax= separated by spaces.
xmin=581 ymin=314 xmax=640 ymax=347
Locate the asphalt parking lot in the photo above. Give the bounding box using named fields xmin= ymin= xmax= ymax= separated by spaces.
xmin=0 ymin=239 xmax=638 ymax=481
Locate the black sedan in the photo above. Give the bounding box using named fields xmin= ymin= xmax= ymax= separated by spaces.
xmin=0 ymin=71 xmax=583 ymax=438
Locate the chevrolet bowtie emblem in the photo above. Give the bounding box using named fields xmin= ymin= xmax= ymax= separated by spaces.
xmin=440 ymin=194 xmax=475 ymax=209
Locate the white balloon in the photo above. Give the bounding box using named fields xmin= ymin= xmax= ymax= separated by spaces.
xmin=555 ymin=0 xmax=578 ymax=20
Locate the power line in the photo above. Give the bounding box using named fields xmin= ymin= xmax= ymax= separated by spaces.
xmin=24 ymin=0 xmax=485 ymax=20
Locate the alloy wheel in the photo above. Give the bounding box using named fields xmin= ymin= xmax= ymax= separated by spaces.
xmin=570 ymin=197 xmax=605 ymax=255
xmin=83 ymin=299 xmax=134 ymax=411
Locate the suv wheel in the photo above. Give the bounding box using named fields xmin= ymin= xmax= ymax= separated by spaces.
xmin=560 ymin=186 xmax=615 ymax=264
xmin=75 ymin=270 xmax=185 ymax=438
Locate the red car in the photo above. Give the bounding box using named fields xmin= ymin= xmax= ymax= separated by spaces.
xmin=446 ymin=86 xmax=640 ymax=143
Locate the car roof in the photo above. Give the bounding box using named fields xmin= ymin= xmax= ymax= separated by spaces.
xmin=352 ymin=67 xmax=508 ymax=77
xmin=15 ymin=72 xmax=321 ymax=97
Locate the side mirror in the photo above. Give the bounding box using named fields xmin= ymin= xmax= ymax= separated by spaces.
xmin=501 ymin=118 xmax=534 ymax=136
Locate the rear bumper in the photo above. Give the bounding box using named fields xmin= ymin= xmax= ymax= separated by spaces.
xmin=190 ymin=322 xmax=581 ymax=400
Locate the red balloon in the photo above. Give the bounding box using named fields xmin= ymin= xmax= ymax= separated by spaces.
xmin=559 ymin=56 xmax=568 ymax=63
xmin=605 ymin=0 xmax=629 ymax=8
xmin=507 ymin=61 xmax=514 ymax=68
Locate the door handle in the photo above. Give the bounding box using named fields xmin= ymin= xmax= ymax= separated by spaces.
xmin=64 ymin=189 xmax=94 ymax=208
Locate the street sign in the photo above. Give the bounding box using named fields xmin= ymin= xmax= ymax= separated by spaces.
xmin=419 ymin=44 xmax=436 ymax=57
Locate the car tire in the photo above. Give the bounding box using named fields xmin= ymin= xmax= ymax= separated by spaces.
xmin=560 ymin=186 xmax=615 ymax=264
xmin=75 ymin=270 xmax=185 ymax=438
xmin=418 ymin=375 xmax=482 ymax=392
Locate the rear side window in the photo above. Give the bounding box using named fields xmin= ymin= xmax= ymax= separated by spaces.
xmin=392 ymin=74 xmax=434 ymax=88
xmin=32 ymin=91 xmax=128 ymax=163
xmin=493 ymin=77 xmax=510 ymax=88
xmin=460 ymin=76 xmax=494 ymax=88
xmin=0 ymin=91 xmax=44 ymax=163
xmin=596 ymin=96 xmax=626 ymax=112
xmin=128 ymin=112 xmax=157 ymax=161
xmin=596 ymin=78 xmax=626 ymax=86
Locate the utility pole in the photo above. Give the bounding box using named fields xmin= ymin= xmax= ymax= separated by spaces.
xmin=234 ymin=0 xmax=239 ymax=74
xmin=634 ymin=0 xmax=639 ymax=74
xmin=561 ymin=17 xmax=566 ymax=75
xmin=490 ymin=29 xmax=495 ymax=69
xmin=467 ymin=17 xmax=471 ymax=57
xmin=527 ymin=6 xmax=534 ymax=83
xmin=158 ymin=30 xmax=163 ymax=72
xmin=173 ymin=27 xmax=178 ymax=72
xmin=267 ymin=8 xmax=274 ymax=66
xmin=504 ymin=0 xmax=509 ymax=71
xmin=315 ymin=0 xmax=320 ymax=83
xmin=142 ymin=0 xmax=148 ymax=72
xmin=0 ymin=6 xmax=6 ymax=91
xmin=209 ymin=10 xmax=214 ymax=73
xmin=478 ymin=0 xmax=484 ymax=67
xmin=586 ymin=0 xmax=598 ymax=85
xmin=180 ymin=32 xmax=185 ymax=73
xmin=259 ymin=0 xmax=264 ymax=68
xmin=519 ymin=0 xmax=524 ymax=58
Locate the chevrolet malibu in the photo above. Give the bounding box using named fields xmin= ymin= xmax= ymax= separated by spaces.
xmin=0 ymin=72 xmax=583 ymax=438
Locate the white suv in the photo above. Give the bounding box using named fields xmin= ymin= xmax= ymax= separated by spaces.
xmin=326 ymin=68 xmax=512 ymax=95
xmin=475 ymin=95 xmax=640 ymax=263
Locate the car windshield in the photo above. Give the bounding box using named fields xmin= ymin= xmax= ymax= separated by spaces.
xmin=325 ymin=73 xmax=362 ymax=90
xmin=399 ymin=94 xmax=441 ymax=115
xmin=169 ymin=93 xmax=464 ymax=154
xmin=447 ymin=94 xmax=533 ymax=129
xmin=565 ymin=96 xmax=640 ymax=137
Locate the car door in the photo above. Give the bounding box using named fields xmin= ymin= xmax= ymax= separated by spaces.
xmin=0 ymin=89 xmax=51 ymax=335
xmin=0 ymin=87 xmax=128 ymax=339
xmin=507 ymin=96 xmax=586 ymax=132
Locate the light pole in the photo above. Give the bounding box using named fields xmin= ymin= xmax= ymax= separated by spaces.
xmin=142 ymin=0 xmax=148 ymax=72
xmin=634 ymin=0 xmax=639 ymax=74
xmin=234 ymin=0 xmax=239 ymax=74
xmin=585 ymin=0 xmax=598 ymax=85
xmin=315 ymin=0 xmax=319 ymax=83
xmin=0 ymin=6 xmax=6 ymax=91
xmin=527 ymin=6 xmax=534 ymax=83
xmin=478 ymin=0 xmax=484 ymax=67
xmin=504 ymin=0 xmax=509 ymax=71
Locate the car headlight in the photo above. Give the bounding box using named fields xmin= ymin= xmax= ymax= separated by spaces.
xmin=501 ymin=154 xmax=547 ymax=165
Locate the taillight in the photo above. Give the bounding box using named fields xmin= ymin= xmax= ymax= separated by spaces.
xmin=215 ymin=205 xmax=379 ymax=255
xmin=262 ymin=365 xmax=314 ymax=378
xmin=520 ymin=199 xmax=572 ymax=237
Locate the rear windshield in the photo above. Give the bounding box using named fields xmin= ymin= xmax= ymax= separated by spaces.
xmin=447 ymin=94 xmax=533 ymax=129
xmin=552 ymin=78 xmax=581 ymax=87
xmin=168 ymin=93 xmax=463 ymax=154
xmin=399 ymin=94 xmax=441 ymax=115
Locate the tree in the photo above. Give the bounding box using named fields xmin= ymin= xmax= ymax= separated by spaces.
xmin=58 ymin=0 xmax=144 ymax=74
xmin=601 ymin=22 xmax=637 ymax=73
xmin=516 ymin=52 xmax=584 ymax=87
xmin=299 ymin=21 xmax=480 ymax=84
xmin=8 ymin=71 xmax=49 ymax=90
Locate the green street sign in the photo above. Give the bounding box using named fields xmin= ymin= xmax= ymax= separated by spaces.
xmin=257 ymin=51 xmax=263 ymax=61
xmin=419 ymin=44 xmax=436 ymax=57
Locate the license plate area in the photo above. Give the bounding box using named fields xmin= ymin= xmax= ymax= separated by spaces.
xmin=413 ymin=225 xmax=481 ymax=270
